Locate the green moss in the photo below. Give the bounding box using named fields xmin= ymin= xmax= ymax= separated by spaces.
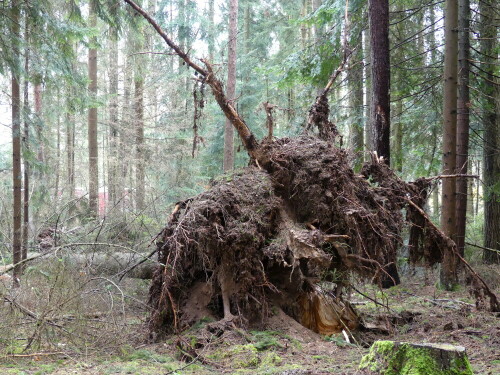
xmin=211 ymin=344 xmax=260 ymax=369
xmin=359 ymin=341 xmax=474 ymax=375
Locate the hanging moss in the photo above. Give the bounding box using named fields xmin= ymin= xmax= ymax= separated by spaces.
xmin=359 ymin=340 xmax=474 ymax=375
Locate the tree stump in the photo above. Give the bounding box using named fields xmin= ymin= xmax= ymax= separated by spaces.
xmin=359 ymin=340 xmax=473 ymax=375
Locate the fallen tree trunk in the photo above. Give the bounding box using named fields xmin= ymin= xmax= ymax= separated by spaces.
xmin=1 ymin=250 xmax=156 ymax=279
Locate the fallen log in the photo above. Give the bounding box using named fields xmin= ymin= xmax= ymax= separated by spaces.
xmin=1 ymin=249 xmax=156 ymax=280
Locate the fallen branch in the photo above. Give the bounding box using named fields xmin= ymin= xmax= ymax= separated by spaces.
xmin=423 ymin=174 xmax=479 ymax=181
xmin=123 ymin=0 xmax=259 ymax=158
xmin=6 ymin=352 xmax=67 ymax=357
xmin=465 ymin=241 xmax=500 ymax=255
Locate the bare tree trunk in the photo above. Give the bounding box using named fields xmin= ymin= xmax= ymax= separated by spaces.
xmin=135 ymin=74 xmax=145 ymax=211
xmin=121 ymin=41 xmax=133 ymax=211
xmin=348 ymin=22 xmax=364 ymax=169
xmin=440 ymin=0 xmax=459 ymax=289
xmin=480 ymin=0 xmax=499 ymax=263
xmin=208 ymin=0 xmax=215 ymax=62
xmin=55 ymin=92 xmax=61 ymax=204
xmin=223 ymin=0 xmax=238 ymax=172
xmin=34 ymin=82 xmax=44 ymax=165
xmin=22 ymin=15 xmax=30 ymax=267
xmin=66 ymin=84 xmax=75 ymax=199
xmin=11 ymin=0 xmax=22 ymax=287
xmin=369 ymin=0 xmax=390 ymax=164
xmin=363 ymin=27 xmax=372 ymax=158
xmin=108 ymin=30 xmax=119 ymax=208
xmin=391 ymin=11 xmax=404 ymax=173
xmin=455 ymin=0 xmax=470 ymax=258
xmin=88 ymin=1 xmax=99 ymax=216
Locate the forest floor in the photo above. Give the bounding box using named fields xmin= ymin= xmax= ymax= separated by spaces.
xmin=0 ymin=268 xmax=498 ymax=375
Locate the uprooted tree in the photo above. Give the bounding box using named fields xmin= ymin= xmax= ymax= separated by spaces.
xmin=123 ymin=0 xmax=499 ymax=338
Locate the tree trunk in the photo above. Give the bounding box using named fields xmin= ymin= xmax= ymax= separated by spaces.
xmin=363 ymin=26 xmax=372 ymax=158
xmin=34 ymin=82 xmax=44 ymax=165
xmin=455 ymin=0 xmax=470 ymax=258
xmin=55 ymin=92 xmax=61 ymax=204
xmin=208 ymin=0 xmax=215 ymax=62
xmin=66 ymin=102 xmax=75 ymax=198
xmin=108 ymin=30 xmax=119 ymax=208
xmin=440 ymin=0 xmax=459 ymax=289
xmin=479 ymin=0 xmax=500 ymax=264
xmin=369 ymin=0 xmax=390 ymax=165
xmin=22 ymin=16 xmax=30 ymax=267
xmin=348 ymin=22 xmax=364 ymax=170
xmin=134 ymin=72 xmax=145 ymax=211
xmin=88 ymin=1 xmax=99 ymax=216
xmin=391 ymin=11 xmax=404 ymax=173
xmin=223 ymin=0 xmax=238 ymax=172
xmin=11 ymin=0 xmax=22 ymax=287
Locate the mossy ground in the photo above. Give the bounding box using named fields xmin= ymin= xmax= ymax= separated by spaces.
xmin=0 ymin=275 xmax=498 ymax=374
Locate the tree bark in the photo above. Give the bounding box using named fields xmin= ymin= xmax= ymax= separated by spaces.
xmin=348 ymin=22 xmax=364 ymax=170
xmin=34 ymin=82 xmax=44 ymax=165
xmin=455 ymin=0 xmax=470 ymax=258
xmin=55 ymin=91 xmax=61 ymax=204
xmin=66 ymin=98 xmax=75 ymax=198
xmin=369 ymin=0 xmax=390 ymax=165
xmin=11 ymin=0 xmax=22 ymax=287
xmin=479 ymin=0 xmax=499 ymax=263
xmin=440 ymin=0 xmax=459 ymax=289
xmin=88 ymin=1 xmax=99 ymax=216
xmin=108 ymin=29 xmax=119 ymax=208
xmin=363 ymin=26 xmax=372 ymax=159
xmin=134 ymin=70 xmax=145 ymax=211
xmin=208 ymin=0 xmax=215 ymax=62
xmin=22 ymin=14 xmax=30 ymax=267
xmin=223 ymin=0 xmax=238 ymax=172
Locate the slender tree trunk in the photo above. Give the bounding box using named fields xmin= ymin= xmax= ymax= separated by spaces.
xmin=348 ymin=23 xmax=364 ymax=169
xmin=55 ymin=92 xmax=61 ymax=203
xmin=440 ymin=0 xmax=459 ymax=289
xmin=135 ymin=74 xmax=145 ymax=211
xmin=223 ymin=0 xmax=238 ymax=172
xmin=363 ymin=27 xmax=372 ymax=158
xmin=121 ymin=40 xmax=132 ymax=211
xmin=208 ymin=0 xmax=215 ymax=62
xmin=300 ymin=0 xmax=308 ymax=48
xmin=369 ymin=0 xmax=390 ymax=164
xmin=22 ymin=15 xmax=29 ymax=266
xmin=66 ymin=109 xmax=75 ymax=197
xmin=109 ymin=29 xmax=119 ymax=207
xmin=455 ymin=0 xmax=470 ymax=258
xmin=34 ymin=82 xmax=44 ymax=165
xmin=11 ymin=0 xmax=22 ymax=287
xmin=392 ymin=100 xmax=403 ymax=173
xmin=479 ymin=0 xmax=500 ymax=263
xmin=88 ymin=1 xmax=99 ymax=216
xmin=391 ymin=11 xmax=404 ymax=173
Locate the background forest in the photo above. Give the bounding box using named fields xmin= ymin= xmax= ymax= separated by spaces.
xmin=0 ymin=0 xmax=499 ymax=373
xmin=0 ymin=0 xmax=498 ymax=268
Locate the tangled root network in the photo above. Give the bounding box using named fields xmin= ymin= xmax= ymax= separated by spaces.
xmin=148 ymin=136 xmax=489 ymax=338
